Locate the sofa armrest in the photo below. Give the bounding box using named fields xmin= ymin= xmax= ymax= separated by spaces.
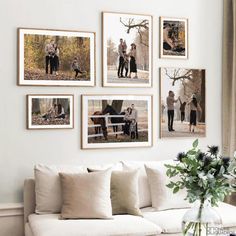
xmin=24 ymin=179 xmax=36 ymax=224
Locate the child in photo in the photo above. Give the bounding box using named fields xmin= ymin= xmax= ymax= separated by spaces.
xmin=130 ymin=119 xmax=137 ymax=139
xmin=72 ymin=57 xmax=83 ymax=79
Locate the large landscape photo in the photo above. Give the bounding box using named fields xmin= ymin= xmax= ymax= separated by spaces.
xmin=82 ymin=95 xmax=152 ymax=148
xmin=18 ymin=29 xmax=95 ymax=86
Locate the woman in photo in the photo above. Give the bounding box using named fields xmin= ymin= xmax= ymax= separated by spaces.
xmin=55 ymin=104 xmax=66 ymax=119
xmin=188 ymin=94 xmax=202 ymax=133
xmin=52 ymin=43 xmax=60 ymax=75
xmin=123 ymin=107 xmax=132 ymax=135
xmin=128 ymin=43 xmax=138 ymax=79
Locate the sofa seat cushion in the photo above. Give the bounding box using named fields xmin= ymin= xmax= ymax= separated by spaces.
xmin=141 ymin=202 xmax=236 ymax=233
xmin=28 ymin=213 xmax=162 ymax=236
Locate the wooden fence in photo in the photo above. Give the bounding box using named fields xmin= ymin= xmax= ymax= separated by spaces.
xmin=88 ymin=114 xmax=148 ymax=138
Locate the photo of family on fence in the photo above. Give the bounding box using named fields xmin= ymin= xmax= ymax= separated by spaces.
xmin=160 ymin=68 xmax=206 ymax=138
xmin=19 ymin=29 xmax=95 ymax=86
xmin=82 ymin=95 xmax=152 ymax=148
xmin=103 ymin=13 xmax=152 ymax=87
xmin=27 ymin=95 xmax=73 ymax=129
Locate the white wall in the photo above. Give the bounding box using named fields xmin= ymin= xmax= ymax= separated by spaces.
xmin=0 ymin=0 xmax=223 ymax=203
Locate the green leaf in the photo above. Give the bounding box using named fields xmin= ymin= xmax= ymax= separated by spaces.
xmin=192 ymin=139 xmax=198 ymax=148
xmin=173 ymin=186 xmax=180 ymax=194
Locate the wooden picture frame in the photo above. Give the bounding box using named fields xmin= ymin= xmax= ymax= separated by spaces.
xmin=160 ymin=17 xmax=188 ymax=59
xmin=81 ymin=94 xmax=153 ymax=149
xmin=102 ymin=12 xmax=153 ymax=87
xmin=159 ymin=68 xmax=206 ymax=138
xmin=27 ymin=94 xmax=74 ymax=129
xmin=18 ymin=28 xmax=95 ymax=86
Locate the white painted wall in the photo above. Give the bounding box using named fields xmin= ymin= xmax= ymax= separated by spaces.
xmin=0 ymin=0 xmax=223 ymax=203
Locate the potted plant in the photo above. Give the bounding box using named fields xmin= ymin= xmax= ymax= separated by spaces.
xmin=165 ymin=139 xmax=236 ymax=236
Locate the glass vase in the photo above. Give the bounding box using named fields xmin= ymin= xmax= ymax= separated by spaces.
xmin=182 ymin=200 xmax=222 ymax=236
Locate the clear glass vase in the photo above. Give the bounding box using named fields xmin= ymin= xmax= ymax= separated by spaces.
xmin=182 ymin=200 xmax=222 ymax=236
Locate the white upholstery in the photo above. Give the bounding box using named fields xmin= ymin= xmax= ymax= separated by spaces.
xmin=122 ymin=161 xmax=159 ymax=208
xmin=28 ymin=213 xmax=162 ymax=236
xmin=141 ymin=202 xmax=236 ymax=233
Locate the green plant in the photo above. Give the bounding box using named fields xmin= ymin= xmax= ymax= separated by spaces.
xmin=165 ymin=139 xmax=236 ymax=206
xmin=165 ymin=140 xmax=236 ymax=236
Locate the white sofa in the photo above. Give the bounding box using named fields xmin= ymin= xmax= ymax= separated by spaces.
xmin=24 ymin=161 xmax=236 ymax=236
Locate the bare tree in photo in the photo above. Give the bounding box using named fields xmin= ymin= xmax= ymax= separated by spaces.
xmin=120 ymin=18 xmax=149 ymax=47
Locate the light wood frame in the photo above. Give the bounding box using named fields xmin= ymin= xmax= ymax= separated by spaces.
xmin=81 ymin=94 xmax=153 ymax=149
xmin=102 ymin=12 xmax=153 ymax=88
xmin=159 ymin=17 xmax=189 ymax=59
xmin=27 ymin=94 xmax=74 ymax=129
xmin=18 ymin=28 xmax=96 ymax=86
xmin=159 ymin=67 xmax=206 ymax=139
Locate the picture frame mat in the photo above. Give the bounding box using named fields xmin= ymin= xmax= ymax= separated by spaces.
xmin=18 ymin=28 xmax=95 ymax=86
xmin=81 ymin=94 xmax=153 ymax=149
xmin=102 ymin=12 xmax=153 ymax=87
xmin=27 ymin=94 xmax=74 ymax=129
xmin=159 ymin=17 xmax=188 ymax=59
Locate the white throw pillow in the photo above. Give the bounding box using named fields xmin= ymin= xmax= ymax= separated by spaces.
xmin=34 ymin=164 xmax=87 ymax=214
xmin=122 ymin=161 xmax=159 ymax=208
xmin=59 ymin=169 xmax=112 ymax=219
xmin=145 ymin=161 xmax=191 ymax=211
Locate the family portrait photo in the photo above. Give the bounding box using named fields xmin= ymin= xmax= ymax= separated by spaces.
xmin=160 ymin=68 xmax=206 ymax=138
xmin=82 ymin=95 xmax=152 ymax=149
xmin=102 ymin=12 xmax=152 ymax=87
xmin=160 ymin=17 xmax=188 ymax=59
xmin=27 ymin=95 xmax=74 ymax=129
xmin=18 ymin=28 xmax=95 ymax=86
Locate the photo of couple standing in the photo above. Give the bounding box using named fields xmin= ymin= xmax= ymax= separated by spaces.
xmin=103 ymin=12 xmax=152 ymax=87
xmin=117 ymin=39 xmax=138 ymax=79
xmin=160 ymin=68 xmax=206 ymax=138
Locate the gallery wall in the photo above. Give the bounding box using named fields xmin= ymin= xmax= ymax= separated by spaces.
xmin=0 ymin=0 xmax=223 ymax=203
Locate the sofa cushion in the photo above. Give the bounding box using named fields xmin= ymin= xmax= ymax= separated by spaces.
xmin=111 ymin=169 xmax=142 ymax=216
xmin=141 ymin=202 xmax=236 ymax=233
xmin=88 ymin=167 xmax=142 ymax=216
xmin=28 ymin=213 xmax=162 ymax=236
xmin=59 ymin=169 xmax=112 ymax=219
xmin=35 ymin=164 xmax=87 ymax=214
xmin=145 ymin=161 xmax=191 ymax=211
xmin=122 ymin=161 xmax=159 ymax=208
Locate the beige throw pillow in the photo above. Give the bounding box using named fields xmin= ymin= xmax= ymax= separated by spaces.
xmin=59 ymin=169 xmax=112 ymax=219
xmin=34 ymin=164 xmax=87 ymax=214
xmin=88 ymin=168 xmax=142 ymax=216
xmin=111 ymin=170 xmax=142 ymax=216
xmin=145 ymin=164 xmax=191 ymax=211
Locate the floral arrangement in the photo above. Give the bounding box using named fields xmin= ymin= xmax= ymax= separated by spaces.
xmin=165 ymin=139 xmax=236 ymax=207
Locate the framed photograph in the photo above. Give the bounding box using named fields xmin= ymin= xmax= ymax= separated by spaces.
xmin=160 ymin=68 xmax=206 ymax=138
xmin=27 ymin=94 xmax=74 ymax=129
xmin=102 ymin=12 xmax=153 ymax=87
xmin=160 ymin=17 xmax=188 ymax=59
xmin=82 ymin=95 xmax=152 ymax=149
xmin=18 ymin=28 xmax=95 ymax=86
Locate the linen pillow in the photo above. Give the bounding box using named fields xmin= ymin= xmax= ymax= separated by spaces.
xmin=59 ymin=169 xmax=112 ymax=219
xmin=88 ymin=168 xmax=142 ymax=216
xmin=145 ymin=163 xmax=191 ymax=211
xmin=122 ymin=161 xmax=154 ymax=208
xmin=111 ymin=170 xmax=142 ymax=216
xmin=34 ymin=164 xmax=87 ymax=214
